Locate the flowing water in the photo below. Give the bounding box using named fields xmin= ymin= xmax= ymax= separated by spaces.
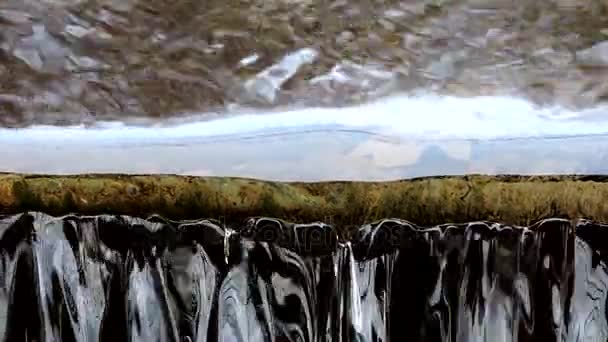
xmin=2 ymin=213 xmax=608 ymax=341
xmin=3 ymin=0 xmax=608 ymax=341
xmin=1 ymin=0 xmax=608 ymax=126
xmin=2 ymin=0 xmax=608 ymax=180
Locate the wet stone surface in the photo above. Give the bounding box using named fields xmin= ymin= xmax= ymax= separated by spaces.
xmin=1 ymin=0 xmax=608 ymax=126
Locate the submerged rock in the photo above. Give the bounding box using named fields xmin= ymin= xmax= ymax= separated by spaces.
xmin=0 ymin=0 xmax=607 ymax=124
xmin=243 ymin=48 xmax=318 ymax=104
xmin=576 ymin=41 xmax=608 ymax=67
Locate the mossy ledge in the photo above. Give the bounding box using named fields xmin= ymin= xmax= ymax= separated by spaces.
xmin=2 ymin=173 xmax=608 ymax=227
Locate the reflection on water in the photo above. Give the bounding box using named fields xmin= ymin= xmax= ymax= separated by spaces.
xmin=1 ymin=0 xmax=608 ymax=126
xmin=2 ymin=213 xmax=608 ymax=341
xmin=3 ymin=127 xmax=608 ymax=181
xmin=3 ymin=92 xmax=608 ymax=181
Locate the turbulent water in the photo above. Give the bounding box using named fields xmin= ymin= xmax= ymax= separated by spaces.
xmin=2 ymin=213 xmax=608 ymax=341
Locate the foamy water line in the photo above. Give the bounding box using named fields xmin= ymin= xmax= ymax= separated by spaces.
xmin=2 ymin=95 xmax=608 ymax=144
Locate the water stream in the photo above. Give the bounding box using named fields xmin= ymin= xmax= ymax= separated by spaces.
xmin=2 ymin=213 xmax=608 ymax=341
xmin=4 ymin=94 xmax=608 ymax=180
xmin=3 ymin=0 xmax=608 ymax=340
xmin=2 ymin=0 xmax=608 ymax=180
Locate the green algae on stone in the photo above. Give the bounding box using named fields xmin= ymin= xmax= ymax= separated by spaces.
xmin=2 ymin=173 xmax=608 ymax=227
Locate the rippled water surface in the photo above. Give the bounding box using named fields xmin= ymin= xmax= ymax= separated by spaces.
xmin=2 ymin=0 xmax=608 ymax=126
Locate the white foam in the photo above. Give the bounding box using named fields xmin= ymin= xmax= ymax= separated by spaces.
xmin=1 ymin=94 xmax=608 ymax=145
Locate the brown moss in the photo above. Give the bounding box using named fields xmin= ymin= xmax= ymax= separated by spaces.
xmin=2 ymin=173 xmax=608 ymax=227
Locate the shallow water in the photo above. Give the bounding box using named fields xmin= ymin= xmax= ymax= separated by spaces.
xmin=2 ymin=94 xmax=608 ymax=180
xmin=2 ymin=0 xmax=608 ymax=180
xmin=2 ymin=213 xmax=608 ymax=341
xmin=1 ymin=0 xmax=608 ymax=127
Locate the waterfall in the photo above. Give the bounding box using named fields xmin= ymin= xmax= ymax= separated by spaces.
xmin=2 ymin=213 xmax=608 ymax=341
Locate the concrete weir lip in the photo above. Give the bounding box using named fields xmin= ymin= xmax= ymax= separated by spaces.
xmin=2 ymin=174 xmax=608 ymax=227
xmin=2 ymin=94 xmax=608 ymax=181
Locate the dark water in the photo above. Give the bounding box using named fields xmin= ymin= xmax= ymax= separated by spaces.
xmin=2 ymin=212 xmax=608 ymax=341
